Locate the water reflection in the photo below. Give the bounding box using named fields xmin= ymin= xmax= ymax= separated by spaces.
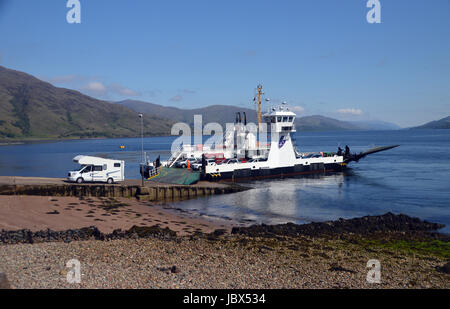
xmin=171 ymin=173 xmax=350 ymax=225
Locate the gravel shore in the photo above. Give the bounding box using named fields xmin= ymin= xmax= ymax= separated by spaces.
xmin=1 ymin=231 xmax=448 ymax=289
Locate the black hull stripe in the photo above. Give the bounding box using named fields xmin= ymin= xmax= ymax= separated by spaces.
xmin=202 ymin=163 xmax=345 ymax=182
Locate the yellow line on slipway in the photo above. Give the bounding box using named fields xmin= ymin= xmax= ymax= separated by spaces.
xmin=147 ymin=173 xmax=161 ymax=180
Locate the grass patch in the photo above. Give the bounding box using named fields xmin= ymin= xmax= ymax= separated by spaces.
xmin=359 ymin=239 xmax=450 ymax=259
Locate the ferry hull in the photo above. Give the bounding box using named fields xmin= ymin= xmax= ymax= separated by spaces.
xmin=202 ymin=162 xmax=345 ymax=182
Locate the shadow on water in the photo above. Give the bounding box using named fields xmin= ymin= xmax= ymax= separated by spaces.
xmin=341 ymin=168 xmax=396 ymax=191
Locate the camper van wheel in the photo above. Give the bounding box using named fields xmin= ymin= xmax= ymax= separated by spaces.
xmin=181 ymin=164 xmax=187 ymax=168
xmin=107 ymin=178 xmax=114 ymax=184
xmin=76 ymin=177 xmax=84 ymax=184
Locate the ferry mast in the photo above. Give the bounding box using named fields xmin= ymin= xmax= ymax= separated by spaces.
xmin=254 ymin=84 xmax=263 ymax=132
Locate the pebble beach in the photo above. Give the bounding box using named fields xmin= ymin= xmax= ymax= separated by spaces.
xmin=1 ymin=233 xmax=448 ymax=289
xmin=0 ymin=195 xmax=448 ymax=289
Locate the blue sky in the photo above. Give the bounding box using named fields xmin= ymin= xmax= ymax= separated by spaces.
xmin=0 ymin=0 xmax=449 ymax=127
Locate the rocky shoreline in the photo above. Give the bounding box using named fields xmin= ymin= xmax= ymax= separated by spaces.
xmin=232 ymin=212 xmax=448 ymax=240
xmin=0 ymin=212 xmax=447 ymax=245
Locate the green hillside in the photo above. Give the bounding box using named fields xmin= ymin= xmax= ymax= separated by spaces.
xmin=0 ymin=66 xmax=173 ymax=140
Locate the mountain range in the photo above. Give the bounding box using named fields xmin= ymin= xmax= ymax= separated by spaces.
xmin=115 ymin=100 xmax=258 ymax=126
xmin=117 ymin=100 xmax=401 ymax=132
xmin=0 ymin=65 xmax=407 ymax=141
xmin=411 ymin=116 xmax=450 ymax=129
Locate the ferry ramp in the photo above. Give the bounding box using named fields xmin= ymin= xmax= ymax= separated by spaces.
xmin=148 ymin=167 xmax=201 ymax=185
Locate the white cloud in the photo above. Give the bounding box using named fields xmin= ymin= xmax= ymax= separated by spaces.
xmin=109 ymin=83 xmax=141 ymax=96
xmin=338 ymin=108 xmax=363 ymax=115
xmin=80 ymin=81 xmax=140 ymax=98
xmin=169 ymin=95 xmax=183 ymax=102
xmin=291 ymin=106 xmax=305 ymax=113
xmin=81 ymin=82 xmax=107 ymax=95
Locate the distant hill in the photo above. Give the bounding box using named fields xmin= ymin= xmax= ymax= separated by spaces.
xmin=116 ymin=100 xmax=257 ymax=126
xmin=117 ymin=100 xmax=390 ymax=132
xmin=0 ymin=66 xmax=173 ymax=140
xmin=348 ymin=120 xmax=401 ymax=130
xmin=295 ymin=115 xmax=361 ymax=131
xmin=412 ymin=116 xmax=450 ymax=129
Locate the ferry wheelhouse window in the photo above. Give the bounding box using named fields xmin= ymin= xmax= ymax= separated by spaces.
xmin=288 ymin=116 xmax=293 ymax=122
xmin=277 ymin=116 xmax=282 ymax=122
xmin=114 ymin=163 xmax=121 ymax=167
xmin=282 ymin=116 xmax=288 ymax=122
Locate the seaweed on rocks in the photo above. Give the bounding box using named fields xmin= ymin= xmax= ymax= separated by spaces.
xmin=231 ymin=213 xmax=446 ymax=238
xmin=0 ymin=225 xmax=177 ymax=245
xmin=127 ymin=225 xmax=177 ymax=239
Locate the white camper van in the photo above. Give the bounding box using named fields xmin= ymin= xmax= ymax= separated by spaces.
xmin=68 ymin=155 xmax=125 ymax=184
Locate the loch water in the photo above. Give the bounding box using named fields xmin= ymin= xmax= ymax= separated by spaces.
xmin=1 ymin=130 xmax=449 ymax=232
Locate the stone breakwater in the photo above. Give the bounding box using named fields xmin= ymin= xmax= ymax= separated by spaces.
xmin=0 ymin=184 xmax=138 ymax=198
xmin=1 ymin=213 xmax=447 ymax=245
xmin=0 ymin=182 xmax=247 ymax=201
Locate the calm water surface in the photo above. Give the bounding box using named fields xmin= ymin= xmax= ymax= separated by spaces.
xmin=1 ymin=130 xmax=449 ymax=232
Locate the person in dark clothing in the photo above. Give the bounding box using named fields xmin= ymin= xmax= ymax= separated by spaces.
xmin=201 ymin=154 xmax=206 ymax=177
xmin=344 ymin=145 xmax=350 ymax=157
xmin=337 ymin=147 xmax=343 ymax=156
xmin=155 ymin=155 xmax=161 ymax=168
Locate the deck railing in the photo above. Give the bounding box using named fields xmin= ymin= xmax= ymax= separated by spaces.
xmin=148 ymin=166 xmax=162 ymax=179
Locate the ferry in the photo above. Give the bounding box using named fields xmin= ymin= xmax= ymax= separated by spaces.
xmin=142 ymin=85 xmax=399 ymax=183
